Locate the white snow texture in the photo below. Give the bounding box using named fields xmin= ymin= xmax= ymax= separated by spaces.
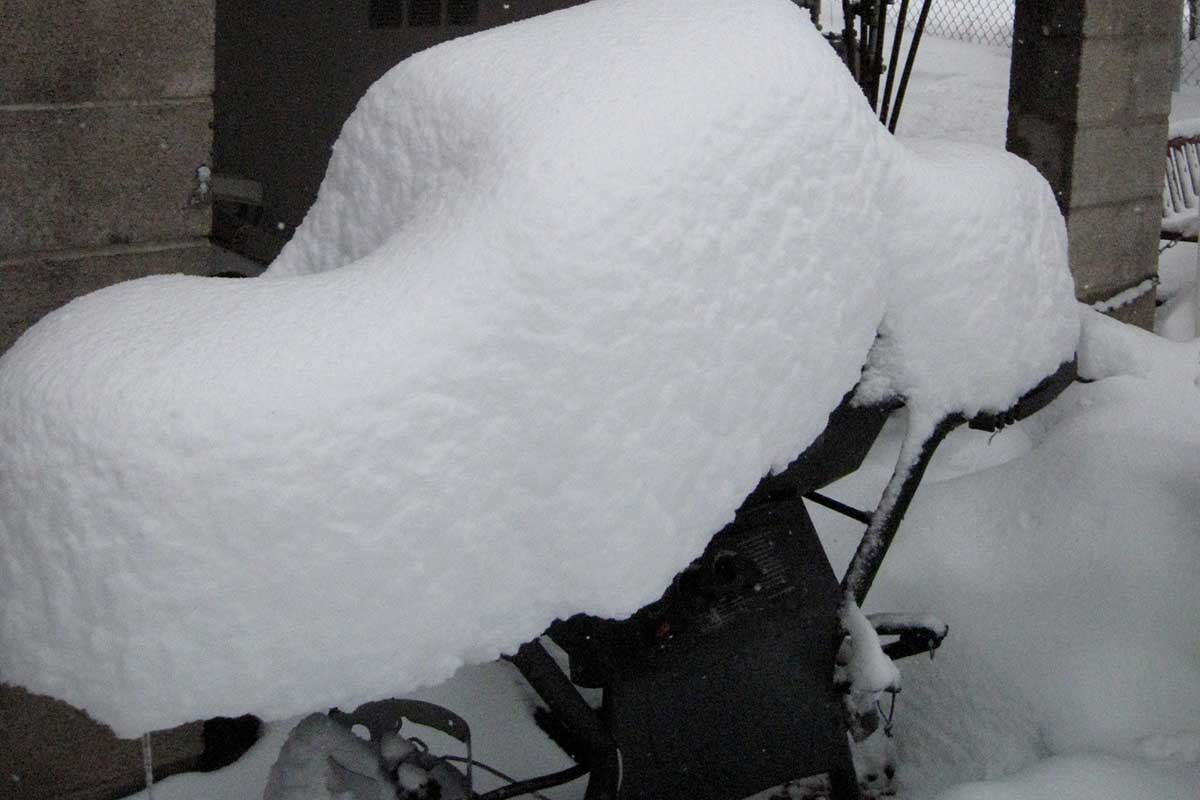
xmin=0 ymin=0 xmax=1077 ymax=737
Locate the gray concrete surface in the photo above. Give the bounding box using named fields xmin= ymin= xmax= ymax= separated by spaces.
xmin=0 ymin=101 xmax=212 ymax=257
xmin=0 ymin=0 xmax=214 ymax=104
xmin=1008 ymin=0 xmax=1180 ymax=329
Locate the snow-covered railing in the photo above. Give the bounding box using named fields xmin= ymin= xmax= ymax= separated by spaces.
xmin=1163 ymin=119 xmax=1200 ymax=242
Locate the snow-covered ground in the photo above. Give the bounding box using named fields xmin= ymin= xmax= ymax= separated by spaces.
xmin=5 ymin=7 xmax=1198 ymax=800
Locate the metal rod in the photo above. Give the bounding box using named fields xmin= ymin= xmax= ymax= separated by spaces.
xmin=857 ymin=2 xmax=871 ymax=88
xmin=506 ymin=641 xmax=619 ymax=800
xmin=840 ymin=414 xmax=961 ymax=605
xmin=141 ymin=733 xmax=155 ymax=800
xmin=841 ymin=0 xmax=858 ymax=80
xmin=475 ymin=764 xmax=590 ymax=800
xmin=879 ymin=0 xmax=910 ymax=124
xmin=888 ymin=0 xmax=932 ymax=133
xmin=804 ymin=491 xmax=873 ymax=525
xmin=868 ymin=0 xmax=889 ymax=108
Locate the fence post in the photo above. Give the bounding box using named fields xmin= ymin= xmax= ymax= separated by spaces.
xmin=1007 ymin=0 xmax=1179 ymax=328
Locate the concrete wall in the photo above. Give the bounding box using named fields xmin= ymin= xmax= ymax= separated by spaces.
xmin=0 ymin=2 xmax=215 ymax=797
xmin=0 ymin=0 xmax=217 ymax=355
xmin=1007 ymin=0 xmax=1179 ymax=328
xmin=0 ymin=686 xmax=203 ymax=800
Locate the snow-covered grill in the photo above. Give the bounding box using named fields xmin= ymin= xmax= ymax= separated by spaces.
xmin=546 ymin=497 xmax=857 ymax=800
xmin=0 ymin=2 xmax=1084 ymax=795
xmin=505 ymin=394 xmax=885 ymax=800
xmin=510 ymin=362 xmax=1076 ymax=800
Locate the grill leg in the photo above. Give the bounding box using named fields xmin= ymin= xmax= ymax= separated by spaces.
xmin=508 ymin=640 xmax=620 ymax=800
xmin=827 ymin=732 xmax=862 ymax=800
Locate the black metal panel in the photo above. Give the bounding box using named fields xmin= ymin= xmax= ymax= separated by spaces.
xmin=741 ymin=393 xmax=894 ymax=510
xmin=447 ymin=0 xmax=481 ymax=25
xmin=369 ymin=0 xmax=405 ymax=27
xmin=409 ymin=0 xmax=442 ymax=26
xmin=552 ymin=500 xmax=851 ymax=800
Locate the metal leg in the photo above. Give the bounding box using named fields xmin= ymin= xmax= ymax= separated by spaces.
xmin=827 ymin=732 xmax=862 ymax=800
xmin=508 ymin=640 xmax=620 ymax=800
xmin=840 ymin=414 xmax=962 ymax=606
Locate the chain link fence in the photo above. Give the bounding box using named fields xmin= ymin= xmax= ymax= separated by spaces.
xmin=880 ymin=1 xmax=1200 ymax=89
xmin=886 ymin=0 xmax=1014 ymax=47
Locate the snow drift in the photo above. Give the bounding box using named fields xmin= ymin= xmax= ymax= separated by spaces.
xmin=0 ymin=0 xmax=1076 ymax=737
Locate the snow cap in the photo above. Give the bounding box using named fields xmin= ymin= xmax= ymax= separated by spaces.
xmin=0 ymin=0 xmax=1076 ymax=736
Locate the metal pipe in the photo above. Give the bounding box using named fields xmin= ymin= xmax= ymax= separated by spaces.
xmin=840 ymin=414 xmax=961 ymax=605
xmin=842 ymin=0 xmax=858 ymax=80
xmin=887 ymin=0 xmax=932 ymax=133
xmin=857 ymin=2 xmax=871 ymax=87
xmin=868 ymin=0 xmax=889 ymax=108
xmin=879 ymin=0 xmax=909 ymax=124
xmin=804 ymin=491 xmax=872 ymax=525
xmin=506 ymin=641 xmax=619 ymax=800
xmin=474 ymin=764 xmax=590 ymax=800
xmin=142 ymin=733 xmax=156 ymax=800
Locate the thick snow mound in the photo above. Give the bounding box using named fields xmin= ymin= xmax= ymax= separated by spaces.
xmin=0 ymin=0 xmax=1076 ymax=737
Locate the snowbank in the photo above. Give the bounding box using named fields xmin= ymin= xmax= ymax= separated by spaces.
xmin=0 ymin=0 xmax=1076 ymax=737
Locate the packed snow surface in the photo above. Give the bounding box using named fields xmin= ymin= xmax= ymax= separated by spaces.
xmin=0 ymin=0 xmax=1076 ymax=736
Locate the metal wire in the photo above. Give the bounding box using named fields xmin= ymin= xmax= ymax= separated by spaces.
xmin=141 ymin=733 xmax=155 ymax=800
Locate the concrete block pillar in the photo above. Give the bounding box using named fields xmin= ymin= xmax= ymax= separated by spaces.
xmin=1006 ymin=0 xmax=1180 ymax=328
xmin=0 ymin=0 xmax=217 ymax=354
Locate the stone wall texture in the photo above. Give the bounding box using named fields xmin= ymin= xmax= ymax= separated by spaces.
xmin=1007 ymin=0 xmax=1180 ymax=329
xmin=0 ymin=0 xmax=215 ymax=357
xmin=0 ymin=685 xmax=204 ymax=800
xmin=0 ymin=244 xmax=215 ymax=354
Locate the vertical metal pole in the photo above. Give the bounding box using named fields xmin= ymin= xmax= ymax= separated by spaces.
xmin=868 ymin=0 xmax=889 ymax=108
xmin=879 ymin=0 xmax=910 ymax=124
xmin=508 ymin=641 xmax=619 ymax=800
xmin=842 ymin=0 xmax=858 ymax=80
xmin=840 ymin=415 xmax=961 ymax=606
xmin=141 ymin=733 xmax=156 ymax=800
xmin=857 ymin=1 xmax=871 ymax=86
xmin=887 ymin=0 xmax=932 ymax=133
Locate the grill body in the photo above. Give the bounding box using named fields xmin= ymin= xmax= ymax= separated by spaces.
xmin=552 ymin=499 xmax=856 ymax=800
